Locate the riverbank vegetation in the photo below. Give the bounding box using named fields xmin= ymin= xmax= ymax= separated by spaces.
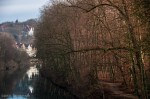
xmin=35 ymin=0 xmax=150 ymax=98
xmin=0 ymin=32 xmax=30 ymax=95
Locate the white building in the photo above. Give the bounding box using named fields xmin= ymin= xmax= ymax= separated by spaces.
xmin=28 ymin=27 xmax=34 ymax=36
xmin=21 ymin=43 xmax=26 ymax=50
xmin=26 ymin=44 xmax=36 ymax=57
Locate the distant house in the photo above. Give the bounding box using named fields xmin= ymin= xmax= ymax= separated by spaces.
xmin=22 ymin=25 xmax=34 ymax=36
xmin=26 ymin=44 xmax=36 ymax=57
xmin=27 ymin=44 xmax=32 ymax=51
xmin=21 ymin=43 xmax=26 ymax=50
xmin=16 ymin=43 xmax=36 ymax=57
xmin=28 ymin=27 xmax=34 ymax=36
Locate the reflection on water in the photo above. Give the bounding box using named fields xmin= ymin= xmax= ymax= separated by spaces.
xmin=1 ymin=63 xmax=75 ymax=99
xmin=7 ymin=65 xmax=39 ymax=99
xmin=7 ymin=95 xmax=29 ymax=99
xmin=26 ymin=66 xmax=39 ymax=79
xmin=29 ymin=86 xmax=33 ymax=93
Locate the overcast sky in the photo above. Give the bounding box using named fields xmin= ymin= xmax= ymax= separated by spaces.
xmin=0 ymin=0 xmax=50 ymax=23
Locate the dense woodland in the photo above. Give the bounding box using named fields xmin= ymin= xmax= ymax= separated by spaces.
xmin=35 ymin=0 xmax=150 ymax=99
xmin=0 ymin=19 xmax=37 ymax=74
xmin=0 ymin=32 xmax=30 ymax=95
xmin=0 ymin=32 xmax=30 ymax=70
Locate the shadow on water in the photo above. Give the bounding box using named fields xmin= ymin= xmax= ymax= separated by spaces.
xmin=34 ymin=76 xmax=76 ymax=99
xmin=0 ymin=63 xmax=75 ymax=99
xmin=0 ymin=65 xmax=39 ymax=99
xmin=8 ymin=68 xmax=37 ymax=98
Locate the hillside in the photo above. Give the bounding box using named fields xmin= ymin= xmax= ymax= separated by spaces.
xmin=0 ymin=19 xmax=37 ymax=44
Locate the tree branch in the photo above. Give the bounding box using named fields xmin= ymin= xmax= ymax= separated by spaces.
xmin=65 ymin=47 xmax=132 ymax=54
xmin=65 ymin=2 xmax=127 ymax=20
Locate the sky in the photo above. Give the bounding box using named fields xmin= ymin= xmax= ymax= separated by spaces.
xmin=0 ymin=0 xmax=50 ymax=23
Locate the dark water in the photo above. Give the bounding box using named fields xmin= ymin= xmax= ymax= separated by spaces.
xmin=1 ymin=65 xmax=39 ymax=99
xmin=0 ymin=63 xmax=75 ymax=99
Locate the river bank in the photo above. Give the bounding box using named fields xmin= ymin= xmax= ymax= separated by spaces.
xmin=0 ymin=64 xmax=30 ymax=97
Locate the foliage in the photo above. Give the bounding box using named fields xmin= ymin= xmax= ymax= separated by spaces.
xmin=0 ymin=32 xmax=29 ymax=71
xmin=35 ymin=0 xmax=150 ymax=98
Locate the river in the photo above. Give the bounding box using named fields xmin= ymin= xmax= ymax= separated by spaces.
xmin=0 ymin=63 xmax=40 ymax=99
xmin=8 ymin=66 xmax=39 ymax=99
xmin=0 ymin=60 xmax=75 ymax=99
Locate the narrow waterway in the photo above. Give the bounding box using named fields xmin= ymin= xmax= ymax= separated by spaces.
xmin=0 ymin=62 xmax=40 ymax=99
xmin=0 ymin=59 xmax=75 ymax=99
xmin=7 ymin=65 xmax=39 ymax=99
